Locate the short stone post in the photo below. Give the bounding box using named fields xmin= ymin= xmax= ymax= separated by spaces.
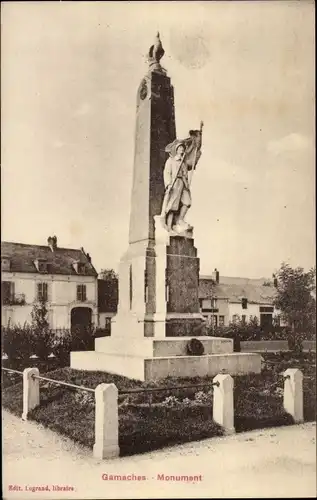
xmin=213 ymin=374 xmax=235 ymax=434
xmin=93 ymin=383 xmax=120 ymax=459
xmin=283 ymin=368 xmax=303 ymax=423
xmin=22 ymin=368 xmax=40 ymax=421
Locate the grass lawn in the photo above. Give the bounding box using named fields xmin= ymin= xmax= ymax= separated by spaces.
xmin=2 ymin=352 xmax=315 ymax=456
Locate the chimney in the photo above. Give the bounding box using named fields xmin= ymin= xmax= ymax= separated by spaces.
xmin=47 ymin=235 xmax=57 ymax=251
xmin=273 ymin=273 xmax=278 ymax=288
xmin=212 ymin=268 xmax=219 ymax=284
xmin=86 ymin=253 xmax=91 ymax=263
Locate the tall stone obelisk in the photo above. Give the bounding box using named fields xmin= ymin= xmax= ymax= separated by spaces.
xmin=112 ymin=33 xmax=205 ymax=339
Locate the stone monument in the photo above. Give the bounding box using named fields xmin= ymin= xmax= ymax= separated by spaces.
xmin=71 ymin=34 xmax=261 ymax=380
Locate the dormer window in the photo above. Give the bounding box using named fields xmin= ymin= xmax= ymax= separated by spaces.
xmin=73 ymin=261 xmax=86 ymax=275
xmin=34 ymin=259 xmax=48 ymax=273
xmin=1 ymin=257 xmax=11 ymax=272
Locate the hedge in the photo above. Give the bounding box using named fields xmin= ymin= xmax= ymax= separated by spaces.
xmin=1 ymin=325 xmax=108 ymax=363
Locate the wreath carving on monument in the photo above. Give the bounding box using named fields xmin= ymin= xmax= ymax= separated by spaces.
xmin=186 ymin=338 xmax=205 ymax=356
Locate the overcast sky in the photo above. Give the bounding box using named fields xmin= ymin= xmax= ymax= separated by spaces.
xmin=2 ymin=1 xmax=315 ymax=278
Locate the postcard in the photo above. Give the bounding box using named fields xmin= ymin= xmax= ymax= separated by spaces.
xmin=2 ymin=1 xmax=315 ymax=499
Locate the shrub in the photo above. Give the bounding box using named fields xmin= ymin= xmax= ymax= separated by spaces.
xmin=31 ymin=329 xmax=54 ymax=359
xmin=2 ymin=325 xmax=34 ymax=360
xmin=194 ymin=390 xmax=213 ymax=404
xmin=161 ymin=395 xmax=181 ymax=407
xmin=51 ymin=329 xmax=72 ymax=362
xmin=71 ymin=325 xmax=95 ymax=351
xmin=208 ymin=317 xmax=295 ymax=345
xmin=1 ymin=324 xmax=94 ymax=363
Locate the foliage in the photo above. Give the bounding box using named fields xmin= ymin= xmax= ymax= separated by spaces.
xmin=31 ymin=298 xmax=49 ymax=332
xmin=1 ymin=324 xmax=109 ymax=368
xmin=2 ymin=293 xmax=26 ymax=306
xmin=30 ymin=298 xmax=53 ymax=358
xmin=99 ymin=268 xmax=118 ymax=280
xmin=1 ymin=324 xmax=35 ymax=360
xmin=98 ymin=268 xmax=118 ymax=313
xmin=273 ymin=263 xmax=316 ymax=340
xmin=51 ymin=329 xmax=72 ymax=362
xmin=161 ymin=395 xmax=181 ymax=407
xmin=263 ymin=280 xmax=273 ymax=287
xmin=208 ymin=316 xmax=293 ymax=345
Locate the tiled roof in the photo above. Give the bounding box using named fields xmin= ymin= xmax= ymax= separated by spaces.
xmin=200 ymin=275 xmax=269 ymax=286
xmin=1 ymin=241 xmax=97 ymax=277
xmin=199 ymin=277 xmax=276 ymax=305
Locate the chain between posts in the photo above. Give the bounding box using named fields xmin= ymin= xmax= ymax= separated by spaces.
xmin=119 ymin=381 xmax=220 ymax=395
xmin=31 ymin=374 xmax=95 ymax=393
xmin=262 ymin=373 xmax=290 ymax=392
xmin=2 ymin=367 xmax=221 ymax=395
xmin=2 ymin=367 xmax=23 ymax=375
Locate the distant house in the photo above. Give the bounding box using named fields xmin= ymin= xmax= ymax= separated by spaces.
xmin=199 ymin=269 xmax=280 ymax=329
xmin=96 ymin=266 xmax=281 ymax=331
xmin=1 ymin=237 xmax=98 ymax=329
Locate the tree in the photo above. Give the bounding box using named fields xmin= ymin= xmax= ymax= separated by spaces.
xmin=273 ymin=263 xmax=316 ymax=337
xmin=98 ymin=268 xmax=118 ymax=313
xmin=31 ymin=297 xmax=51 ymax=357
xmin=99 ymin=268 xmax=118 ymax=280
xmin=31 ymin=297 xmax=49 ymax=332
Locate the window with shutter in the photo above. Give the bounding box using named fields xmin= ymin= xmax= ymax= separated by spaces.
xmin=76 ymin=285 xmax=86 ymax=302
xmin=37 ymin=283 xmax=48 ymax=301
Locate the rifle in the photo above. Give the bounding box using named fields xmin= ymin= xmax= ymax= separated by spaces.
xmin=189 ymin=120 xmax=204 ymax=187
xmin=169 ymin=120 xmax=204 ymax=192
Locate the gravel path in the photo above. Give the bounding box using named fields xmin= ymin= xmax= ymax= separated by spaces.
xmin=2 ymin=410 xmax=316 ymax=499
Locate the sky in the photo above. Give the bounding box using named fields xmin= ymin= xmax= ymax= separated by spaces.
xmin=2 ymin=1 xmax=315 ymax=278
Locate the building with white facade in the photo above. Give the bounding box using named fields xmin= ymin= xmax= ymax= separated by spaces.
xmin=199 ymin=269 xmax=279 ymax=329
xmin=1 ymin=237 xmax=98 ymax=329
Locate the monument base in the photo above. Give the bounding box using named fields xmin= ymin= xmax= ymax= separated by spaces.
xmin=70 ymin=335 xmax=261 ymax=381
xmin=70 ymin=350 xmax=261 ymax=381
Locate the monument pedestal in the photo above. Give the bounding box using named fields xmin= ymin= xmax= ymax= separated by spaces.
xmin=70 ymin=220 xmax=262 ymax=380
xmin=110 ymin=216 xmax=206 ymax=339
xmin=71 ymin=338 xmax=261 ymax=381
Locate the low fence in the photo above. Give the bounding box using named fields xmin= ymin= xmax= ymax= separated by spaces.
xmin=2 ymin=365 xmax=304 ymax=460
xmin=240 ymin=340 xmax=289 ymax=352
xmin=240 ymin=340 xmax=316 ymax=353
